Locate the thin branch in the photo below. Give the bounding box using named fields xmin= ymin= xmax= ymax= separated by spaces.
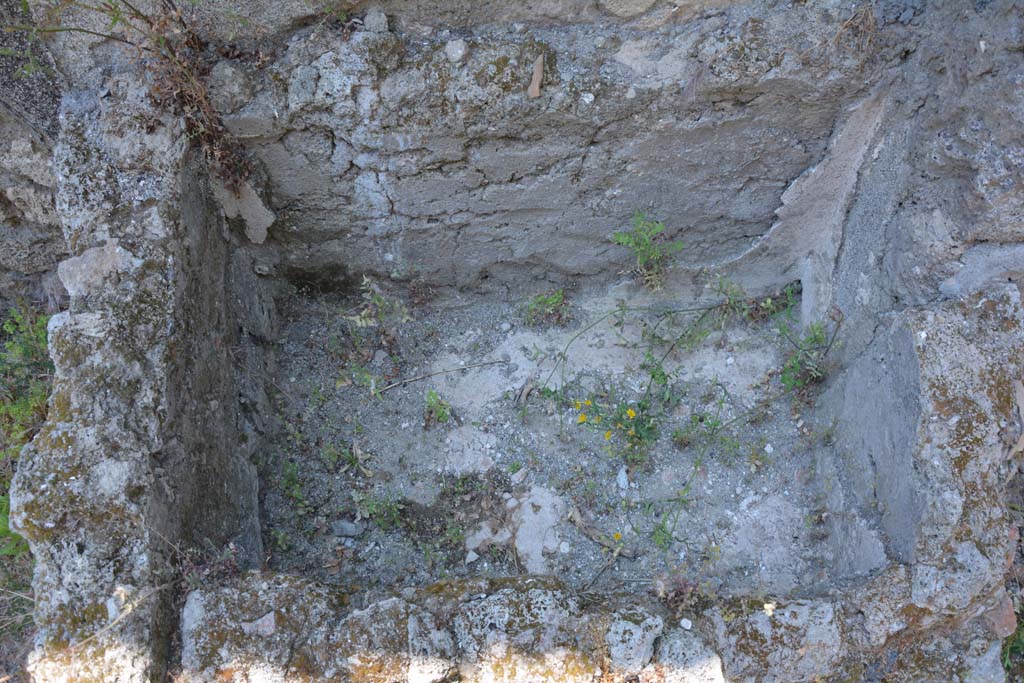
xmin=0 ymin=586 xmax=33 ymax=601
xmin=377 ymin=360 xmax=507 ymax=394
xmin=68 ymin=582 xmax=170 ymax=652
xmin=3 ymin=24 xmax=155 ymax=53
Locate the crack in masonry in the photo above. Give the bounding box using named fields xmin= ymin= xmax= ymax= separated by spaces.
xmin=571 ymin=111 xmax=636 ymax=185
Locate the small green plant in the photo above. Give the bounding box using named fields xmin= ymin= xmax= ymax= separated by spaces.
xmin=353 ymin=492 xmax=404 ymax=531
xmin=672 ymin=385 xmax=742 ymax=460
xmin=651 ymin=519 xmax=673 ymax=550
xmin=778 ymin=309 xmax=843 ymax=394
xmin=508 ymin=460 xmax=523 ymax=475
xmin=576 ymin=395 xmax=659 ymax=467
xmin=280 ymin=461 xmax=306 ymax=509
xmin=318 ymin=0 xmax=349 ymax=22
xmin=271 ymin=529 xmax=291 ymax=552
xmin=612 ymin=212 xmax=683 ymax=290
xmin=338 ymin=362 xmax=381 ymax=396
xmin=424 ymin=389 xmax=451 ymax=427
xmin=525 ymin=289 xmax=569 ymax=326
xmin=711 ymin=274 xmax=751 ymax=324
xmin=442 ymin=522 xmax=465 ymax=548
xmin=320 ymin=444 xmax=342 ymax=469
xmin=344 ymin=276 xmax=412 ymax=330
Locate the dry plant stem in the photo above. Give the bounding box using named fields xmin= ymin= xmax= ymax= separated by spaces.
xmin=378 ymin=360 xmax=507 ymax=394
xmin=0 ymin=587 xmax=32 ymax=601
xmin=542 ymin=302 xmax=727 ymax=391
xmin=67 ymin=583 xmax=170 ymax=653
xmin=3 ymin=24 xmax=154 ymax=51
xmin=568 ymin=506 xmax=640 ymax=559
xmin=640 ymin=306 xmax=719 ymax=403
xmin=581 ymin=546 xmax=622 ymax=592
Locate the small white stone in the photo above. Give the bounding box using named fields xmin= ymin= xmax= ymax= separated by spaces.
xmin=500 ymin=321 xmax=512 ymax=333
xmin=679 ymin=618 xmax=693 ymax=631
xmin=580 ymin=92 xmax=595 ymax=105
xmin=617 ymin=466 xmax=629 ymax=491
xmin=764 ymin=443 xmax=774 ymax=455
xmin=445 ymin=38 xmax=469 ymax=63
xmin=625 ymin=87 xmax=637 ymax=99
xmin=465 ymin=550 xmax=480 ymax=564
xmin=362 ymin=7 xmax=388 ymax=33
xmin=726 ymin=356 xmax=735 ymax=365
xmin=559 ymin=541 xmax=571 ymax=554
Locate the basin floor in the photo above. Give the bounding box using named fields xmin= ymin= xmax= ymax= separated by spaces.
xmin=259 ymin=278 xmax=839 ymax=602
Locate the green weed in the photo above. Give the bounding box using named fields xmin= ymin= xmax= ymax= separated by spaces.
xmin=280 ymin=461 xmax=309 ymax=514
xmin=344 ymin=276 xmax=412 ymax=330
xmin=353 ymin=492 xmax=404 ymax=531
xmin=672 ymin=385 xmax=742 ymax=460
xmin=525 ymin=289 xmax=570 ymax=327
xmin=612 ymin=212 xmax=683 ymax=290
xmin=271 ymin=529 xmax=291 ymax=552
xmin=425 ymin=389 xmax=451 ymax=427
xmin=778 ymin=310 xmax=842 ymax=395
xmin=576 ymin=394 xmax=659 ymax=467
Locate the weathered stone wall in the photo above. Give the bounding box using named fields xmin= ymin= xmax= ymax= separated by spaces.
xmin=8 ymin=74 xmax=271 ymax=682
xmin=0 ymin=0 xmax=65 ymax=311
xmin=2 ymin=0 xmax=1022 ymax=681
xmin=207 ymin=1 xmax=904 ymax=294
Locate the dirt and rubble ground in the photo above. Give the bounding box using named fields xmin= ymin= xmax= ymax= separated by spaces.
xmin=258 ymin=276 xmax=850 ymax=606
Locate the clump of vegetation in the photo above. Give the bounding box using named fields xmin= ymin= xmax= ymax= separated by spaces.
xmin=344 ymin=276 xmax=412 ymax=330
xmin=5 ymin=0 xmax=252 ymax=183
xmin=424 ymin=389 xmax=451 ymax=427
xmin=575 ymin=394 xmax=659 ymax=467
xmin=671 ymin=385 xmax=742 ymax=460
xmin=333 ymin=277 xmax=412 ymax=397
xmin=612 ymin=212 xmax=683 ymax=290
xmin=280 ymin=460 xmax=311 ymax=514
xmin=1 ymin=305 xmax=51 ymax=558
xmin=1 ymin=304 xmax=51 ymax=669
xmin=524 ymin=289 xmax=570 ymax=327
xmin=352 ymin=492 xmax=404 ymax=531
xmin=653 ymin=573 xmax=716 ymax=619
xmin=778 ymin=308 xmax=843 ymax=395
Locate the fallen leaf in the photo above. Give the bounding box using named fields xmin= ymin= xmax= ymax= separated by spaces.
xmin=527 ymin=55 xmax=544 ymax=98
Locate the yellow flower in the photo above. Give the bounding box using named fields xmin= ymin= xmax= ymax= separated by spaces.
xmin=574 ymin=400 xmax=582 ymax=410
xmin=584 ymin=399 xmax=592 ymax=406
xmin=577 ymin=414 xmax=588 ymax=424
xmin=628 ymin=429 xmax=635 ymax=437
xmin=612 ymin=532 xmax=622 ymax=542
xmin=604 ymin=430 xmax=612 ymax=441
xmin=626 ymin=408 xmax=637 ymax=419
xmin=593 ymin=415 xmax=602 ymax=424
